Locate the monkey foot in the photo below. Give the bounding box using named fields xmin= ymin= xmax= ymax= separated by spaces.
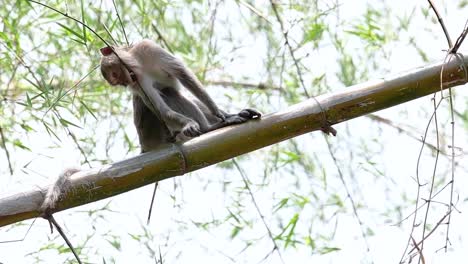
xmin=238 ymin=109 xmax=261 ymax=119
xmin=182 ymin=122 xmax=202 ymax=137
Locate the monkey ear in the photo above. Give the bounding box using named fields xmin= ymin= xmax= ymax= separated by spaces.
xmin=100 ymin=46 xmax=113 ymax=56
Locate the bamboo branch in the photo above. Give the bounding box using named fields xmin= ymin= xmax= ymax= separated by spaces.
xmin=0 ymin=55 xmax=467 ymax=228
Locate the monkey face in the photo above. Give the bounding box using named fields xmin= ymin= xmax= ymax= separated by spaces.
xmin=101 ymin=60 xmax=130 ymax=86
xmin=107 ymin=68 xmax=126 ymax=86
xmin=100 ymin=47 xmax=139 ymax=87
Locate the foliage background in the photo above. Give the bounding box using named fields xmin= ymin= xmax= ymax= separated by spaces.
xmin=0 ymin=0 xmax=467 ymax=263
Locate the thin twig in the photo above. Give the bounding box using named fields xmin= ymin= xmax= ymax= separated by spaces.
xmin=403 ymin=3 xmax=463 ymax=259
xmin=400 ymin=96 xmax=444 ymax=263
xmin=427 ymin=2 xmax=467 ymax=249
xmin=325 ymin=138 xmax=371 ymax=255
xmin=394 ymin=181 xmax=451 ymax=226
xmin=367 ymin=114 xmax=465 ymax=155
xmin=278 ymin=48 xmax=286 ymax=97
xmin=101 ymin=22 xmax=119 ymax=45
xmin=408 ymin=211 xmax=451 ymax=255
xmin=442 ymin=53 xmax=463 ymax=251
xmin=151 ymin=23 xmax=174 ymax=53
xmin=411 ymin=236 xmax=426 ymax=264
xmin=111 ymin=0 xmax=129 ymax=46
xmin=232 ymin=159 xmax=285 ymax=264
xmin=4 ymin=63 xmax=19 ymax=97
xmin=269 ymin=0 xmax=309 ymax=98
xmin=450 ymin=20 xmax=468 ymax=53
xmin=427 ymin=0 xmax=453 ymax=48
xmin=201 ymin=0 xmax=221 ymax=81
xmin=46 ymin=215 xmax=83 ymax=264
xmin=419 ymin=96 xmax=440 ymax=262
xmin=66 ymin=128 xmax=92 ymax=168
xmin=0 ymin=126 xmax=13 ymax=175
xmin=158 ymin=245 xmax=163 ymax=264
xmin=51 ymin=108 xmax=92 ymax=168
xmin=0 ymin=218 xmax=37 ymax=243
xmin=205 ymin=80 xmax=280 ymax=91
xmin=147 ymin=181 xmax=158 ymax=224
xmin=237 ymin=0 xmax=272 ymax=24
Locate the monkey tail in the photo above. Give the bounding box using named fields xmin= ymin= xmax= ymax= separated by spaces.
xmin=40 ymin=168 xmax=80 ymax=213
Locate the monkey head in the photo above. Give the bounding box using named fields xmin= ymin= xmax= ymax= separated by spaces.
xmin=100 ymin=46 xmax=134 ymax=87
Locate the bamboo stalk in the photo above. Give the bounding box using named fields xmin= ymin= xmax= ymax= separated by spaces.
xmin=0 ymin=55 xmax=466 ymax=227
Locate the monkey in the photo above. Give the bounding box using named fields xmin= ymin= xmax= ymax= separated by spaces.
xmin=100 ymin=39 xmax=261 ymax=223
xmin=99 ymin=39 xmax=261 ymax=144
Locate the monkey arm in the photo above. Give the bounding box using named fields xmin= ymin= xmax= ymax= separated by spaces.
xmin=137 ymin=39 xmax=224 ymax=119
xmin=137 ymin=74 xmax=200 ymax=134
xmin=176 ymin=68 xmax=224 ymax=119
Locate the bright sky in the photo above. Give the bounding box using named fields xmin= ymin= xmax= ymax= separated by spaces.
xmin=0 ymin=1 xmax=467 ymax=263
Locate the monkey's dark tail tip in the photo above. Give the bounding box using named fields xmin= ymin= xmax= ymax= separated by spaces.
xmin=321 ymin=125 xmax=337 ymax=136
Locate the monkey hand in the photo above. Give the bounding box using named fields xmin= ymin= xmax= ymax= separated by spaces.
xmin=182 ymin=121 xmax=202 ymax=137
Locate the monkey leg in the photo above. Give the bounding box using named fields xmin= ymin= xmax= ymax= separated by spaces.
xmin=221 ymin=108 xmax=261 ymax=123
xmin=181 ymin=121 xmax=203 ymax=137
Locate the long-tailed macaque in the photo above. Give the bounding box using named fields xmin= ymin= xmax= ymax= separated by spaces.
xmin=99 ymin=39 xmax=261 ymax=148
xmin=99 ymin=40 xmax=261 ymax=222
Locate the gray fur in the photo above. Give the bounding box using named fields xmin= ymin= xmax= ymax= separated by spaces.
xmin=40 ymin=168 xmax=80 ymax=213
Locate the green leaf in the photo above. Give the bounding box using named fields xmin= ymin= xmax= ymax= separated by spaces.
xmin=13 ymin=139 xmax=31 ymax=151
xmin=42 ymin=122 xmax=60 ymax=141
xmin=79 ymin=99 xmax=97 ymax=120
xmin=20 ymin=123 xmax=35 ymax=132
xmin=106 ymin=238 xmax=121 ymax=250
xmin=56 ymin=22 xmax=86 ymax=43
xmin=279 ymin=150 xmax=300 ymax=164
xmin=25 ymin=93 xmax=32 ymax=107
xmin=305 ymin=235 xmax=316 ymax=250
xmin=284 ymin=213 xmax=299 ymax=248
xmin=59 ymin=118 xmax=82 ymax=129
xmin=273 ymin=197 xmax=289 ymax=213
xmin=230 ymin=226 xmax=241 ymax=239
xmin=80 ymin=0 xmax=88 ymax=45
xmin=319 ymin=247 xmax=341 ymax=254
xmin=128 ymin=233 xmax=141 ymax=242
xmin=304 ymin=23 xmax=326 ymax=43
xmin=459 ymin=0 xmax=468 ymax=8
